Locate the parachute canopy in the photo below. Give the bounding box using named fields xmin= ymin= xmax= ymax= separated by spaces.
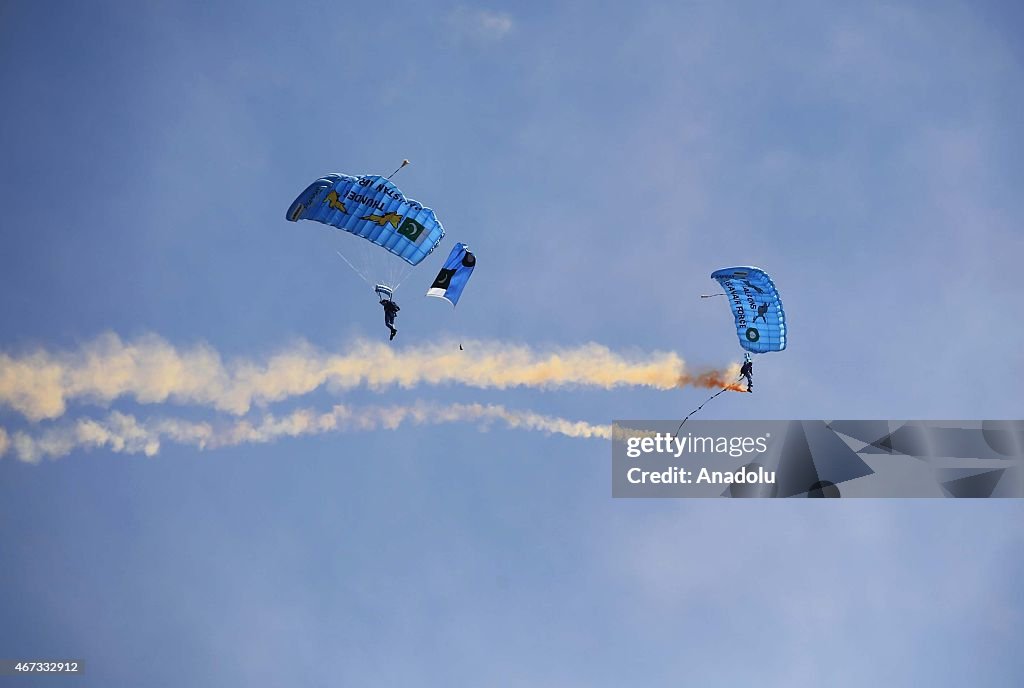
xmin=710 ymin=266 xmax=787 ymax=354
xmin=426 ymin=243 xmax=476 ymax=307
xmin=286 ymin=174 xmax=444 ymax=266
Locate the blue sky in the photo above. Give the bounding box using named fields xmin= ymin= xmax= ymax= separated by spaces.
xmin=1 ymin=1 xmax=1023 ymax=685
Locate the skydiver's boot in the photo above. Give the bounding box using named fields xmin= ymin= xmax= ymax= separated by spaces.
xmin=389 ymin=327 xmax=397 ymax=341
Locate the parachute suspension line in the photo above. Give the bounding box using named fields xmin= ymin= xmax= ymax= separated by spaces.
xmin=392 ymin=255 xmax=412 ymax=292
xmin=357 ymin=237 xmax=374 ymax=278
xmin=390 ymin=262 xmax=416 ymax=292
xmin=381 ymin=257 xmax=397 ymax=294
xmin=335 ymin=250 xmax=373 ymax=287
xmin=336 ymin=235 xmax=371 ymax=290
xmin=355 ymin=237 xmax=383 ymax=291
xmin=386 ymin=159 xmax=411 ymax=180
xmin=700 ymin=293 xmax=727 ymax=298
xmin=385 ymin=258 xmax=397 ymax=293
xmin=672 ymin=386 xmax=732 ymax=439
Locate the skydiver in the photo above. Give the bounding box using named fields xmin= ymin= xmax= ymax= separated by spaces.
xmin=380 ymin=297 xmax=400 ymax=341
xmin=753 ymin=302 xmax=770 ymax=324
xmin=739 ymin=354 xmax=754 ymax=393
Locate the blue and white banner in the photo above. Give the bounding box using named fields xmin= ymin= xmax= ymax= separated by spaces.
xmin=426 ymin=243 xmax=476 ymax=306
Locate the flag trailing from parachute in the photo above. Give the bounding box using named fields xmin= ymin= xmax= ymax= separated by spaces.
xmin=426 ymin=243 xmax=476 ymax=307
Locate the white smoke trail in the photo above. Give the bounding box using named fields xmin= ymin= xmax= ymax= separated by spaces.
xmin=0 ymin=333 xmax=731 ymax=422
xmin=0 ymin=402 xmax=612 ymax=464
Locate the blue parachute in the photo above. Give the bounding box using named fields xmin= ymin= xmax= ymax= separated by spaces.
xmin=710 ymin=266 xmax=787 ymax=354
xmin=426 ymin=243 xmax=476 ymax=306
xmin=286 ymin=173 xmax=444 ymax=266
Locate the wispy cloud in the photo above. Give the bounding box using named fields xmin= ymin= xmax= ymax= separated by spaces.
xmin=0 ymin=332 xmax=740 ymax=421
xmin=447 ymin=7 xmax=515 ymax=42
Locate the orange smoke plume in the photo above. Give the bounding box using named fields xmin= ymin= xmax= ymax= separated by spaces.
xmin=677 ymin=363 xmax=745 ymax=392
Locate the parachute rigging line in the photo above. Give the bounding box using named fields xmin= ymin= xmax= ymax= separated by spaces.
xmin=673 ymin=386 xmax=732 ymax=439
xmin=335 ymin=250 xmax=373 ymax=287
xmin=387 ymin=159 xmax=411 ymax=180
